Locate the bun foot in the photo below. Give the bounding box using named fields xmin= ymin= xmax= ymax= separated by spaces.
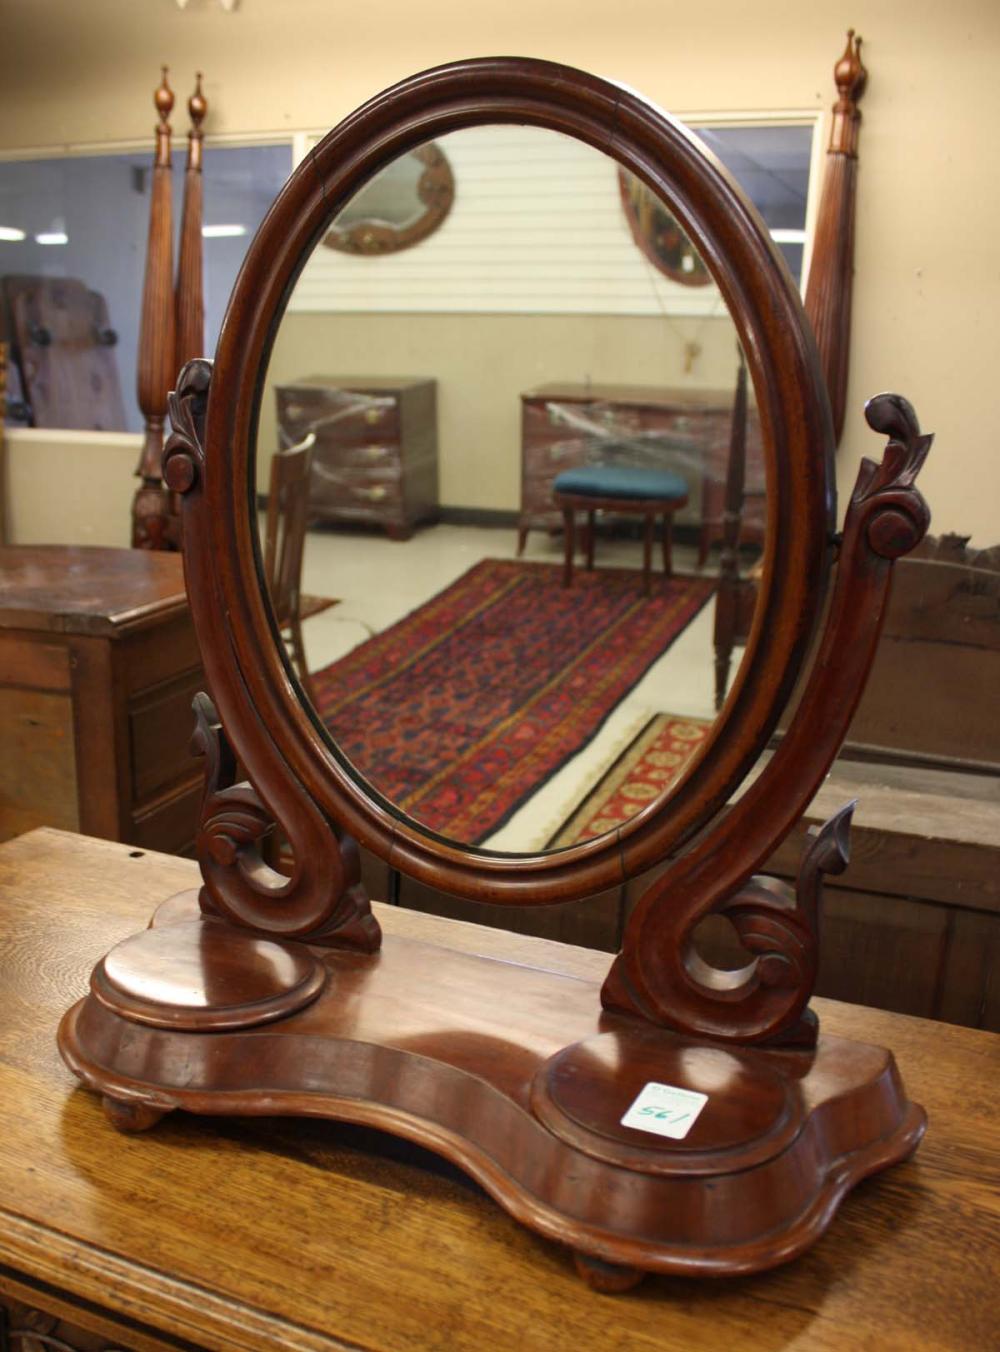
xmin=573 ymin=1251 xmax=645 ymax=1293
xmin=102 ymin=1095 xmax=169 ymax=1133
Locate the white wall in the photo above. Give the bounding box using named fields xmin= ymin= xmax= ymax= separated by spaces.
xmin=3 ymin=428 xmax=140 ymax=547
xmin=2 ymin=0 xmax=998 ymax=543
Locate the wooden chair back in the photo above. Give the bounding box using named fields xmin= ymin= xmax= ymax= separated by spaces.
xmin=263 ymin=432 xmax=316 ymax=631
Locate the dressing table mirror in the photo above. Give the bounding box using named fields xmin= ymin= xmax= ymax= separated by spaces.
xmin=58 ymin=57 xmax=932 ymax=1291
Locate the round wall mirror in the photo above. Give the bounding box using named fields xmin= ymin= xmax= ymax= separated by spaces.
xmin=322 ymin=142 xmax=454 ymax=256
xmin=198 ymin=58 xmax=834 ymax=903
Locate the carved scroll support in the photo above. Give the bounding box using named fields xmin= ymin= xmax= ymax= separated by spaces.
xmin=176 ymin=73 xmax=207 ymax=373
xmin=164 ymin=360 xmax=380 ymax=951
xmin=132 ymin=68 xmax=180 ymax=551
xmin=604 ymin=393 xmax=931 ymax=1045
xmin=804 ymin=30 xmax=868 ymax=445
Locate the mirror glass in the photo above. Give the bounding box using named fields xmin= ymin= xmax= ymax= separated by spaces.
xmin=255 ymin=125 xmax=769 ymax=855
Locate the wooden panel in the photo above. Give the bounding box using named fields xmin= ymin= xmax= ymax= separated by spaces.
xmin=0 ymin=687 xmax=78 ymax=841
xmin=129 ymin=668 xmax=206 ymax=804
xmin=120 ymin=612 xmax=202 ymax=694
xmin=815 ymin=888 xmax=949 ymax=1020
xmin=130 ymin=778 xmax=203 ymax=856
xmin=937 ymin=909 xmax=1000 ymax=1032
xmin=397 ymin=874 xmax=624 ymax=952
xmin=0 ymin=632 xmax=71 ymax=693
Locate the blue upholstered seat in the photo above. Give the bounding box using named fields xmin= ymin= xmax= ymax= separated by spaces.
xmin=553 ymin=464 xmax=688 ymax=501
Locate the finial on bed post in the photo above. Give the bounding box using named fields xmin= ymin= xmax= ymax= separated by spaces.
xmin=132 ymin=67 xmax=180 ymax=550
xmin=803 ymin=30 xmax=868 ymax=446
xmin=176 ymin=72 xmax=208 ymax=376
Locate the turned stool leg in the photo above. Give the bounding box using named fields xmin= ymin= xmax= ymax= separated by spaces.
xmin=662 ymin=511 xmax=674 ymax=578
xmin=642 ymin=512 xmax=653 ymax=596
xmin=585 ymin=509 xmax=596 ymax=570
xmin=561 ymin=504 xmax=575 ymax=588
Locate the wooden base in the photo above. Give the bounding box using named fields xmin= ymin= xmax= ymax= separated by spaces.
xmin=58 ymin=891 xmax=925 ymax=1286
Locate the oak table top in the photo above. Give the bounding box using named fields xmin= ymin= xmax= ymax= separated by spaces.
xmin=0 ymin=828 xmax=996 ymax=1352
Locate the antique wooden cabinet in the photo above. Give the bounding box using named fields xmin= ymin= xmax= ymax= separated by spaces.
xmin=0 ymin=546 xmax=204 ymax=854
xmin=518 ymin=381 xmax=764 ymax=559
xmin=274 ymin=374 xmax=438 ymax=539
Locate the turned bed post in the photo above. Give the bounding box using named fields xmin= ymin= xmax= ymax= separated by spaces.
xmin=131 ymin=68 xmax=178 ymax=550
xmin=804 ymin=30 xmax=868 ymax=445
xmin=176 ymin=73 xmax=208 ymax=374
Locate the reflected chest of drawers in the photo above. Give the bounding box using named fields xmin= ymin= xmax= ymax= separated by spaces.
xmin=275 ymin=375 xmax=439 ymax=541
xmin=518 ymin=382 xmax=764 ymax=561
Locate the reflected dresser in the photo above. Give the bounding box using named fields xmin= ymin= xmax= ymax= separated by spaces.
xmin=275 ymin=374 xmax=439 ymax=540
xmin=518 ymin=382 xmax=764 ymax=560
xmin=0 ymin=545 xmax=203 ymax=853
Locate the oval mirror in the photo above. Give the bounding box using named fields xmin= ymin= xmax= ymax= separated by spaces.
xmin=255 ymin=126 xmax=779 ymax=857
xmin=200 ymin=58 xmax=833 ymax=903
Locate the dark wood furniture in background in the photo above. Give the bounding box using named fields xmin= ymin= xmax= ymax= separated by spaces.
xmin=518 ymin=381 xmax=764 ymax=561
xmin=0 ymin=275 xmax=127 ymax=431
xmin=0 ymin=546 xmax=203 ymax=854
xmin=275 ymin=374 xmax=439 ymax=540
xmin=4 ymin=829 xmax=996 ymax=1350
xmin=132 ymin=69 xmax=207 ymax=551
xmin=263 ymin=431 xmax=337 ymax=701
xmin=62 ymin=58 xmax=935 ymax=1291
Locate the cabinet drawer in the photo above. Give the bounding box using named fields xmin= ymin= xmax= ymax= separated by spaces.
xmin=310 ymin=440 xmax=401 ymax=473
xmin=278 ymin=391 xmax=400 ymax=446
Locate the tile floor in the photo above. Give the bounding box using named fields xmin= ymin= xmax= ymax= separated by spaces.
xmin=290 ymin=520 xmax=743 ymax=853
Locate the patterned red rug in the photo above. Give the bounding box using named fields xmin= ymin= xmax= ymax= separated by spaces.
xmin=547 ymin=712 xmax=713 ymax=848
xmin=310 ymin=559 xmax=714 ymax=844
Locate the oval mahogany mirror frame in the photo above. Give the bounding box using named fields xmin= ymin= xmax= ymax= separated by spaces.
xmin=179 ymin=57 xmax=835 ymax=907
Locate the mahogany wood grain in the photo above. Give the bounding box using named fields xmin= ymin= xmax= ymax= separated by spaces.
xmin=1 ymin=829 xmax=996 ymax=1350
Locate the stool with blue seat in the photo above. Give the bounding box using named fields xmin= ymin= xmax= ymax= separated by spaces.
xmin=552 ymin=464 xmax=689 ymax=596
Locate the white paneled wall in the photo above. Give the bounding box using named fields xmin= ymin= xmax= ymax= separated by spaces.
xmin=288 ymin=126 xmax=725 ymax=318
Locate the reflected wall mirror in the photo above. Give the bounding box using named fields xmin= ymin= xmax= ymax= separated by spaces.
xmin=60 ymin=56 xmax=931 ymax=1292
xmin=322 ymin=141 xmax=455 ymax=255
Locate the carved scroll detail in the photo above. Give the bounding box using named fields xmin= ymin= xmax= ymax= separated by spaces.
xmin=603 ymin=398 xmax=931 ymax=1046
xmin=163 ymin=356 xmax=212 ymax=493
xmin=189 ymin=694 xmax=381 ymax=949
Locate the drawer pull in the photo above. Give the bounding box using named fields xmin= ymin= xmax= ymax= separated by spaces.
xmin=364 ymin=408 xmax=384 ymax=425
xmin=354 ymin=485 xmax=389 ymax=501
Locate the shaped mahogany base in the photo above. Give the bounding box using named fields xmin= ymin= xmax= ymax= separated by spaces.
xmin=58 ymin=892 xmax=925 ymax=1288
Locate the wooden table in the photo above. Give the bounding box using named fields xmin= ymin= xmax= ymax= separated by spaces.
xmin=0 ymin=546 xmax=204 ymax=853
xmin=0 ymin=828 xmax=996 ymax=1351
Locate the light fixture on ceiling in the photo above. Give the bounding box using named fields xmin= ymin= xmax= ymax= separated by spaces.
xmin=36 ymin=231 xmax=69 ymax=246
xmin=0 ymin=226 xmax=26 ymax=242
xmin=770 ymin=229 xmax=807 ymax=245
xmin=175 ymin=0 xmax=240 ymax=11
xmin=202 ymin=223 xmax=247 ymax=238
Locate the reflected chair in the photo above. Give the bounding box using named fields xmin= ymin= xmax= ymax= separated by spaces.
xmin=553 ymin=464 xmax=689 ymax=596
xmin=263 ymin=431 xmax=337 ymax=703
xmin=712 ymin=355 xmax=762 ymax=708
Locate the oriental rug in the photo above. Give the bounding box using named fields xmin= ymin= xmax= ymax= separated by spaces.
xmin=310 ymin=559 xmax=714 ymax=843
xmin=547 ymin=712 xmax=713 ymax=848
